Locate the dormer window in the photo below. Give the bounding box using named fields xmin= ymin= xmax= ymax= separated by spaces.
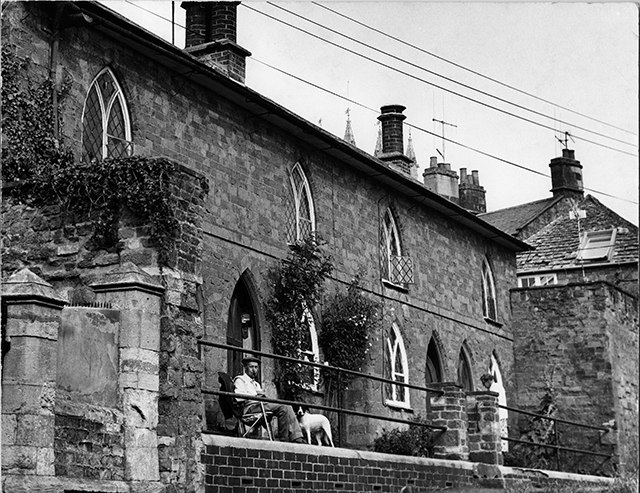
xmin=577 ymin=229 xmax=616 ymax=261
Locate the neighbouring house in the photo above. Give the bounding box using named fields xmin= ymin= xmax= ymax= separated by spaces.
xmin=481 ymin=149 xmax=639 ymax=474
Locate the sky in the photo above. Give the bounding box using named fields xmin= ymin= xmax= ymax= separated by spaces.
xmin=103 ymin=1 xmax=638 ymax=225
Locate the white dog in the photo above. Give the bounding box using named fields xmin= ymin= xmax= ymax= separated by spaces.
xmin=295 ymin=405 xmax=335 ymax=447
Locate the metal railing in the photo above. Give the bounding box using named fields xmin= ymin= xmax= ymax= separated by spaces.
xmin=199 ymin=340 xmax=446 ymax=448
xmin=500 ymin=404 xmax=613 ymax=473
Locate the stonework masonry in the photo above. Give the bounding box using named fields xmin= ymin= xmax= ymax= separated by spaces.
xmin=510 ymin=281 xmax=638 ymax=474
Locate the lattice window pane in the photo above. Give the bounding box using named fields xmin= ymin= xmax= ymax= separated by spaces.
xmin=390 ymin=256 xmax=414 ymax=284
xmin=82 ymin=86 xmax=103 ymax=162
xmin=97 ymin=71 xmax=116 ymax=104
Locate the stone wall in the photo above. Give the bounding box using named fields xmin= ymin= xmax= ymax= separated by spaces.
xmin=510 ymin=281 xmax=638 ymax=474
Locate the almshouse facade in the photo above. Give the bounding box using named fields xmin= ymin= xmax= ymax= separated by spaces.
xmin=11 ymin=2 xmax=626 ymax=492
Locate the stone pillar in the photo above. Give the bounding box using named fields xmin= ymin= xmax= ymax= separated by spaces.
xmin=466 ymin=391 xmax=503 ymax=464
xmin=429 ymin=382 xmax=469 ymax=460
xmin=90 ymin=262 xmax=164 ymax=483
xmin=1 ymin=269 xmax=66 ymax=477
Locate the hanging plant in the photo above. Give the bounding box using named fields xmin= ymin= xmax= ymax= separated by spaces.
xmin=265 ymin=235 xmax=333 ymax=400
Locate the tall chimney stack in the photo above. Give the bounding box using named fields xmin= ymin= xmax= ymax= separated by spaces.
xmin=376 ymin=105 xmax=415 ymax=176
xmin=458 ymin=168 xmax=486 ymax=213
xmin=549 ymin=148 xmax=584 ymax=200
xmin=182 ymin=2 xmax=251 ymax=84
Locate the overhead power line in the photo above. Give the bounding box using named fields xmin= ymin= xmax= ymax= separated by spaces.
xmin=251 ymin=58 xmax=637 ymax=206
xmin=245 ymin=4 xmax=637 ymax=157
xmin=116 ymin=0 xmax=638 ymax=206
xmin=313 ymin=1 xmax=637 ymax=138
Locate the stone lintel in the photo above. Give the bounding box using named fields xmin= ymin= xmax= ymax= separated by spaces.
xmin=90 ymin=262 xmax=164 ymax=296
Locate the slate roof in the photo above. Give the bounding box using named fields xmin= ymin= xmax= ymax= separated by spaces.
xmin=515 ymin=195 xmax=638 ymax=272
xmin=479 ymin=197 xmax=561 ymax=236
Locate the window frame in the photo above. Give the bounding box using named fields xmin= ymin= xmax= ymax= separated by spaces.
xmin=385 ymin=323 xmax=411 ymax=409
xmin=517 ymin=273 xmax=558 ymax=288
xmin=287 ymin=163 xmax=316 ymax=243
xmin=577 ymin=229 xmax=617 ymax=262
xmin=81 ymin=67 xmax=132 ymax=162
xmin=481 ymin=258 xmax=498 ymax=322
xmin=381 ymin=208 xmax=413 ymax=288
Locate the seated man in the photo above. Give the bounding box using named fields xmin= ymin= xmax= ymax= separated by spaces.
xmin=233 ymin=355 xmax=305 ymax=443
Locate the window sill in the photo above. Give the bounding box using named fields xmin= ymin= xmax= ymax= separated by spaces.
xmin=382 ymin=279 xmax=409 ymax=292
xmin=484 ymin=317 xmax=503 ymax=328
xmin=385 ymin=399 xmax=413 ymax=411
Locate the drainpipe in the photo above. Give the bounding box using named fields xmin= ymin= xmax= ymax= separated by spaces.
xmin=49 ymin=4 xmax=63 ymax=140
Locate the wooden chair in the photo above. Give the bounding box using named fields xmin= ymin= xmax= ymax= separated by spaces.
xmin=218 ymin=372 xmax=274 ymax=440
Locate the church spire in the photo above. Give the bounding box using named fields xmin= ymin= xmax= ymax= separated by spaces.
xmin=374 ymin=121 xmax=383 ymax=157
xmin=406 ymin=129 xmax=418 ymax=179
xmin=344 ymin=108 xmax=356 ymax=145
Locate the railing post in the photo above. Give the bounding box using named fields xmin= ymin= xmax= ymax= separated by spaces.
xmin=554 ymin=420 xmax=560 ymax=471
xmin=429 ymin=382 xmax=469 ymax=460
xmin=337 ymin=371 xmax=343 ymax=447
xmin=466 ymin=390 xmax=502 ymax=465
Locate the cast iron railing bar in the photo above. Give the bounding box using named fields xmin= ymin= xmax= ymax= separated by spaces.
xmin=205 ymin=389 xmax=447 ymax=432
xmin=500 ymin=436 xmax=612 ymax=459
xmin=498 ymin=404 xmax=610 ymax=431
xmin=199 ymin=340 xmax=445 ymax=395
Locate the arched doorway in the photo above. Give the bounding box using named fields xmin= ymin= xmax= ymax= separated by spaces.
xmin=227 ymin=274 xmax=261 ymax=378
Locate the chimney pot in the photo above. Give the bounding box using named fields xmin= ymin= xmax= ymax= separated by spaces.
xmin=430 ymin=156 xmax=438 ymax=168
xmin=472 ymin=170 xmax=479 ymax=185
xmin=460 ymin=168 xmax=468 ymax=183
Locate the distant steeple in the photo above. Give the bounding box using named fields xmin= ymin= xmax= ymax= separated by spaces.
xmin=344 ymin=108 xmax=356 ymax=145
xmin=406 ymin=129 xmax=418 ymax=179
xmin=374 ymin=122 xmax=383 ymax=157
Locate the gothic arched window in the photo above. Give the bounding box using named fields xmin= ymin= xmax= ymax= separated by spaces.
xmin=81 ymin=67 xmax=132 ymax=162
xmin=426 ymin=337 xmax=443 ymax=385
xmin=385 ymin=323 xmax=410 ymax=408
xmin=457 ymin=346 xmax=473 ymax=392
xmin=482 ymin=258 xmax=498 ymax=321
xmin=287 ymin=162 xmax=315 ymax=242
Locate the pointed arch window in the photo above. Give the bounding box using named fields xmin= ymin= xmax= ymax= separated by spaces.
xmin=457 ymin=346 xmax=473 ymax=392
xmin=381 ymin=208 xmax=414 ymax=286
xmin=489 ymin=353 xmax=509 ymax=452
xmin=287 ymin=163 xmax=315 ymax=243
xmin=82 ymin=68 xmax=132 ymax=162
xmin=300 ymin=305 xmax=320 ymax=391
xmin=227 ymin=275 xmax=261 ymax=378
xmin=482 ymin=258 xmax=498 ymax=321
xmin=385 ymin=323 xmax=410 ymax=408
xmin=426 ymin=338 xmax=443 ymax=385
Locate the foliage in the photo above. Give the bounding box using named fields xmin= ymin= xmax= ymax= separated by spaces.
xmin=373 ymin=415 xmax=437 ymax=458
xmin=2 ymin=46 xmax=182 ymax=265
xmin=504 ymin=474 xmax=639 ymax=493
xmin=320 ymin=276 xmax=381 ymax=379
xmin=265 ymin=236 xmax=333 ymax=400
xmin=503 ymin=380 xmax=559 ymax=471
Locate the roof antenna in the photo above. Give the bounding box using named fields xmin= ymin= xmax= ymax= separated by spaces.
xmin=432 ymin=118 xmax=457 ymax=161
xmin=555 ymin=131 xmax=574 ymax=149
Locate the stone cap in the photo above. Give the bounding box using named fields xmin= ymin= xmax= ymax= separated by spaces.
xmin=1 ymin=268 xmax=67 ymax=308
xmin=90 ymin=261 xmax=164 ymax=295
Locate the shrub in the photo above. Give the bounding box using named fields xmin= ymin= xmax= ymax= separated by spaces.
xmin=373 ymin=416 xmax=437 ymax=458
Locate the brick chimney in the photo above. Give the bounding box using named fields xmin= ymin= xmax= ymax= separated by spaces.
xmin=182 ymin=1 xmax=251 ymax=84
xmin=376 ymin=105 xmax=415 ymax=175
xmin=458 ymin=168 xmax=486 ymax=213
xmin=549 ymin=148 xmax=584 ymax=200
xmin=423 ymin=156 xmax=459 ymax=203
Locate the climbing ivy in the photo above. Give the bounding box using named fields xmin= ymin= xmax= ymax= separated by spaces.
xmin=265 ymin=236 xmax=333 ymax=400
xmin=1 ymin=45 xmax=183 ymax=265
xmin=320 ymin=275 xmax=381 ymax=391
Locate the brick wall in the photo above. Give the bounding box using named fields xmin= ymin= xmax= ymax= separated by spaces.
xmin=510 ymin=281 xmax=638 ymax=474
xmin=201 ymin=435 xmax=615 ymax=493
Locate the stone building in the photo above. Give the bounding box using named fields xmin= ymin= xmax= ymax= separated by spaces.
xmin=481 ymin=150 xmax=639 ymax=474
xmin=1 ymin=1 xmax=551 ymax=492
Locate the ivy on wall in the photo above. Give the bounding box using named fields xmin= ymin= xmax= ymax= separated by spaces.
xmin=265 ymin=236 xmax=333 ymax=400
xmin=2 ymin=45 xmax=182 ymax=265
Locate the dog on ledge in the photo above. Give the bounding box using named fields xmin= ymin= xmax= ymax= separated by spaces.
xmin=294 ymin=405 xmax=335 ymax=447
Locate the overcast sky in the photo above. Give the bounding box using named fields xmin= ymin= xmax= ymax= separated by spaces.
xmin=103 ymin=1 xmax=638 ymax=225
